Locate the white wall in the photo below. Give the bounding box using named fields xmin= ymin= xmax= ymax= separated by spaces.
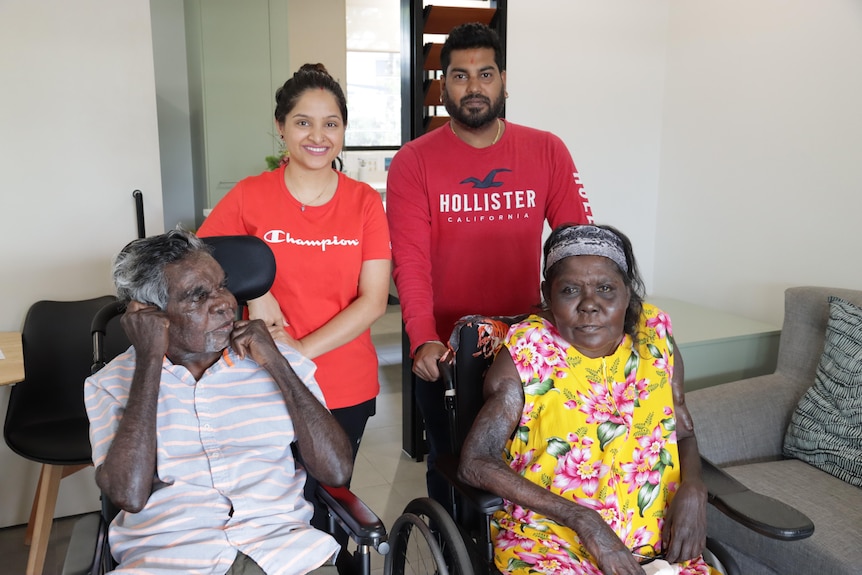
xmin=506 ymin=1 xmax=670 ymax=291
xmin=508 ymin=0 xmax=862 ymax=327
xmin=288 ymin=0 xmax=347 ymax=86
xmin=655 ymin=0 xmax=862 ymax=325
xmin=0 ymin=0 xmax=163 ymax=527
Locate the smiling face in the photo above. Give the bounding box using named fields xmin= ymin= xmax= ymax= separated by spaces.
xmin=163 ymin=251 xmax=237 ymax=363
xmin=542 ymin=255 xmax=631 ymax=359
xmin=277 ymin=88 xmax=345 ymax=172
xmin=441 ymin=47 xmax=506 ymax=129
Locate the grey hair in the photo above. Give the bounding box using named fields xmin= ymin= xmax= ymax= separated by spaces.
xmin=112 ymin=229 xmax=210 ymax=309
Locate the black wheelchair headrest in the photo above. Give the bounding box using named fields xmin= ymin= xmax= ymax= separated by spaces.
xmin=201 ymin=235 xmax=276 ymax=304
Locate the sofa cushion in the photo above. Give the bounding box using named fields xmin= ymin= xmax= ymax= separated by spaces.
xmin=783 ymin=296 xmax=862 ymax=487
xmin=707 ymin=459 xmax=862 ymax=575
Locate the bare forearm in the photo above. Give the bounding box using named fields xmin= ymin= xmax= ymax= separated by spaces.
xmin=96 ymin=359 xmax=161 ymax=512
xmin=299 ymin=294 xmax=386 ymax=359
xmin=298 ymin=259 xmax=390 ymax=359
xmin=265 ymin=357 xmax=353 ymax=485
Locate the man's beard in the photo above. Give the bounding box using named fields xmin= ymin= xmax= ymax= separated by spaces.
xmin=443 ymin=88 xmax=505 ymax=129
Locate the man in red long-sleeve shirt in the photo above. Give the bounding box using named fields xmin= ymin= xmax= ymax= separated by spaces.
xmin=386 ymin=22 xmax=593 ymax=509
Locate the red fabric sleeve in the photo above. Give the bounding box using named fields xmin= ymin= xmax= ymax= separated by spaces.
xmin=197 ymin=181 xmax=250 ymax=237
xmin=386 ymin=145 xmax=439 ymax=354
xmin=361 ymin=188 xmax=392 ymax=262
xmin=544 ymin=133 xmax=594 ymax=228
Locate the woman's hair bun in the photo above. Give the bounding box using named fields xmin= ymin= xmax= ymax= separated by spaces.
xmin=297 ymin=63 xmax=330 ymax=76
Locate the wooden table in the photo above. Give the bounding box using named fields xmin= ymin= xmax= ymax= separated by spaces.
xmin=0 ymin=331 xmax=24 ymax=385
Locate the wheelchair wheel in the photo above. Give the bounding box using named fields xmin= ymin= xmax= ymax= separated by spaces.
xmin=703 ymin=538 xmax=738 ymax=575
xmin=385 ymin=512 xmax=449 ymax=575
xmin=398 ymin=497 xmax=472 ymax=575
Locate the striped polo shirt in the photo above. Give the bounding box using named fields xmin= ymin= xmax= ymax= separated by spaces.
xmin=85 ymin=342 xmax=340 ymax=575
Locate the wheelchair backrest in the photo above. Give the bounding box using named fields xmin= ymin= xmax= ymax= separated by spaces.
xmin=445 ymin=314 xmax=526 ymax=454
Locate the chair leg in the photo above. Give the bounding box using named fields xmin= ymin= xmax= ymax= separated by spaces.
xmin=26 ymin=464 xmax=63 ymax=575
xmin=24 ymin=463 xmax=90 ymax=575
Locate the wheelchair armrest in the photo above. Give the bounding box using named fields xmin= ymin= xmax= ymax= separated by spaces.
xmin=701 ymin=456 xmax=814 ymax=541
xmin=317 ymin=484 xmax=389 ymax=554
xmin=435 ymin=454 xmax=504 ymax=515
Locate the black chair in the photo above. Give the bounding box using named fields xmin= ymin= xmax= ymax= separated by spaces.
xmin=4 ymin=295 xmax=129 ymax=575
xmin=62 ymin=235 xmax=388 ymax=575
xmin=429 ymin=315 xmax=815 ymax=575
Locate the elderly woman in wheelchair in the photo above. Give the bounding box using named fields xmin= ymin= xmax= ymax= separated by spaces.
xmin=83 ymin=230 xmax=358 ymax=575
xmin=458 ymin=224 xmax=718 ymax=575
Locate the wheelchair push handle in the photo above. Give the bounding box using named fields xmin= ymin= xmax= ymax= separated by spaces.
xmin=90 ymin=300 xmax=126 ymax=374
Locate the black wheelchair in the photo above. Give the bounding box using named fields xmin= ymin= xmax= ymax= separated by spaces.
xmin=62 ymin=236 xmax=391 ymax=575
xmin=386 ymin=315 xmax=816 ymax=575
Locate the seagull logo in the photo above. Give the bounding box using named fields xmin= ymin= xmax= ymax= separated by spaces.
xmin=460 ymin=168 xmax=512 ymax=189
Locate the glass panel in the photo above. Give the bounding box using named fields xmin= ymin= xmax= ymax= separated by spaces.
xmin=345 ymin=51 xmax=401 ymax=146
xmin=345 ymin=0 xmax=401 ymax=147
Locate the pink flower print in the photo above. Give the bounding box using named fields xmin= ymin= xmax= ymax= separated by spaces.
xmin=544 ymin=532 xmax=572 ymax=553
xmin=577 ymin=493 xmax=623 ymax=531
xmin=640 ymin=425 xmax=667 ymax=465
xmin=612 ymin=375 xmax=647 ymax=426
xmin=515 ymin=549 xmax=587 ymax=575
xmin=511 ymin=327 xmax=568 ymax=384
xmin=663 ymin=406 xmax=673 ymax=416
xmin=552 ymin=445 xmax=609 ymax=495
xmin=510 ymin=448 xmax=536 ymax=474
xmin=620 ymin=447 xmax=658 ymax=493
xmin=578 ymin=381 xmax=623 ymax=425
xmin=520 ymin=402 xmax=535 ymax=427
xmin=646 ymin=312 xmax=673 ymax=340
xmin=653 ymin=348 xmax=672 ymax=377
xmin=621 ymin=524 xmax=655 ymax=554
xmin=680 ymin=563 xmax=713 ymax=575
xmin=495 ymin=527 xmax=533 ymax=551
xmin=509 ymin=503 xmax=537 ymax=525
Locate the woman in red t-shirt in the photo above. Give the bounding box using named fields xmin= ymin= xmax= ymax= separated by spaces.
xmin=198 ymin=64 xmax=392 ymax=513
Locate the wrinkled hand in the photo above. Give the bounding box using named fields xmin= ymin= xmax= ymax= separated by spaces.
xmin=121 ymin=301 xmax=170 ymax=362
xmin=662 ymin=479 xmax=707 ymax=563
xmin=230 ymin=319 xmax=282 ymax=368
xmin=572 ymin=511 xmax=645 ymax=575
xmin=413 ymin=341 xmax=448 ymax=381
xmin=265 ymin=323 xmax=292 ymax=345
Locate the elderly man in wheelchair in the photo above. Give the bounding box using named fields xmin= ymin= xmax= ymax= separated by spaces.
xmin=83 ymin=229 xmax=357 ymax=575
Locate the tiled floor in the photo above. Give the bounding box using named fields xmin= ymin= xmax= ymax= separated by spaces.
xmin=0 ymin=306 xmax=425 ymax=575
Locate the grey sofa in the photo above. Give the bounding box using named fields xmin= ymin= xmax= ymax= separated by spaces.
xmin=686 ymin=286 xmax=862 ymax=575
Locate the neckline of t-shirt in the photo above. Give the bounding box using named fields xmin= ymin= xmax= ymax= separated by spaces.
xmin=280 ymin=166 xmax=340 ymax=211
xmin=445 ymin=118 xmax=508 ymax=151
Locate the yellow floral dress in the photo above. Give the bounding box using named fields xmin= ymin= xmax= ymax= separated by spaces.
xmin=492 ymin=304 xmax=716 ymax=575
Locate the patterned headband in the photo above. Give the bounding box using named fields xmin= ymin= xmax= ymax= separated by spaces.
xmin=544 ymin=225 xmax=629 ymax=275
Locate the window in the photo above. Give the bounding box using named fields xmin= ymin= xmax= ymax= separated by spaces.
xmin=345 ymin=0 xmax=401 ymax=147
